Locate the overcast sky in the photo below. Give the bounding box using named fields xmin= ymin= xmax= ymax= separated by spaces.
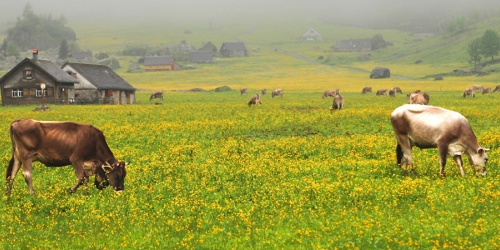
xmin=1 ymin=0 xmax=499 ymax=28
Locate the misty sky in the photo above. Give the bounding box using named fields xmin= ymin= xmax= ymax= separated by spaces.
xmin=1 ymin=0 xmax=499 ymax=28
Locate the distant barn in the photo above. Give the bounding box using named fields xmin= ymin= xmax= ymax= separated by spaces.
xmin=219 ymin=42 xmax=248 ymax=57
xmin=333 ymin=39 xmax=372 ymax=52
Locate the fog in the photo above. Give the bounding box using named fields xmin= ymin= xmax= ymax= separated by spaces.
xmin=1 ymin=0 xmax=500 ymax=29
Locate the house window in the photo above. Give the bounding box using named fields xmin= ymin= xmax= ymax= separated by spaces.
xmin=24 ymin=68 xmax=33 ymax=80
xmin=36 ymin=89 xmax=47 ymax=97
xmin=106 ymin=90 xmax=113 ymax=97
xmin=12 ymin=89 xmax=23 ymax=98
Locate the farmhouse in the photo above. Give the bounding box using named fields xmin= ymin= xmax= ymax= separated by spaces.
xmin=0 ymin=52 xmax=78 ymax=106
xmin=333 ymin=39 xmax=372 ymax=52
xmin=219 ymin=42 xmax=248 ymax=57
xmin=62 ymin=62 xmax=135 ymax=104
xmin=300 ymin=28 xmax=323 ymax=41
xmin=198 ymin=41 xmax=218 ymax=55
xmin=143 ymin=55 xmax=181 ymax=71
xmin=189 ymin=51 xmax=213 ymax=63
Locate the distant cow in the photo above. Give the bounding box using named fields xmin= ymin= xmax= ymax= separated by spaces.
xmin=393 ymin=87 xmax=403 ymax=94
xmin=272 ymin=89 xmax=283 ymax=98
xmin=407 ymin=92 xmax=430 ymax=105
xmin=361 ymin=87 xmax=372 ymax=94
xmin=322 ymin=89 xmax=339 ymax=99
xmin=6 ymin=119 xmax=127 ymax=195
xmin=390 ymin=104 xmax=489 ymax=177
xmin=261 ymin=89 xmax=267 ymax=95
xmin=472 ymin=84 xmax=484 ymax=91
xmin=482 ymin=87 xmax=492 ymax=95
xmin=248 ymin=94 xmax=261 ymax=107
xmin=493 ymin=85 xmax=500 ymax=92
xmin=389 ymin=89 xmax=396 ymax=97
xmin=149 ymin=91 xmax=163 ymax=100
xmin=463 ymin=88 xmax=475 ymax=98
xmin=240 ymin=88 xmax=248 ymax=95
xmin=331 ymin=94 xmax=344 ymax=110
xmin=376 ymin=89 xmax=389 ymax=96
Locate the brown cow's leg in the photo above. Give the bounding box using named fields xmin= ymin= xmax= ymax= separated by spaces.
xmin=5 ymin=157 xmax=22 ymax=195
xmin=68 ymin=163 xmax=89 ymax=194
xmin=453 ymin=155 xmax=466 ymax=177
xmin=21 ymin=159 xmax=35 ymax=195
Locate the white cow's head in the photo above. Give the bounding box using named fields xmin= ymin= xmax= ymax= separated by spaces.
xmin=469 ymin=147 xmax=489 ymax=176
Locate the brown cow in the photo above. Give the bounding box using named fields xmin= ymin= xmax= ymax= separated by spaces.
xmin=393 ymin=87 xmax=403 ymax=94
xmin=272 ymin=89 xmax=283 ymax=98
xmin=331 ymin=94 xmax=344 ymax=110
xmin=376 ymin=89 xmax=389 ymax=96
xmin=463 ymin=88 xmax=475 ymax=98
xmin=149 ymin=91 xmax=163 ymax=100
xmin=482 ymin=87 xmax=492 ymax=95
xmin=6 ymin=119 xmax=127 ymax=195
xmin=261 ymin=89 xmax=267 ymax=95
xmin=240 ymin=88 xmax=248 ymax=95
xmin=407 ymin=92 xmax=430 ymax=105
xmin=493 ymin=85 xmax=500 ymax=92
xmin=361 ymin=87 xmax=372 ymax=94
xmin=390 ymin=104 xmax=489 ymax=177
xmin=389 ymin=89 xmax=396 ymax=97
xmin=472 ymin=84 xmax=484 ymax=91
xmin=248 ymin=94 xmax=261 ymax=107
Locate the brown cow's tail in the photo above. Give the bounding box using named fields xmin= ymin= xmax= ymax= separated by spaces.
xmin=6 ymin=123 xmax=17 ymax=181
xmin=396 ymin=144 xmax=403 ymax=166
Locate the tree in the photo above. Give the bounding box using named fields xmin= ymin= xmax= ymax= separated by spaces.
xmin=58 ymin=39 xmax=69 ymax=59
xmin=371 ymin=34 xmax=386 ymax=50
xmin=467 ymin=38 xmax=482 ymax=69
xmin=480 ymin=29 xmax=500 ymax=61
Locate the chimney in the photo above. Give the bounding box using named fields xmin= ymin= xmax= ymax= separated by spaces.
xmin=32 ymin=48 xmax=38 ymax=61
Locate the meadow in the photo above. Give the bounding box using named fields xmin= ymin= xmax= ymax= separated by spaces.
xmin=1 ymin=17 xmax=500 ymax=249
xmin=0 ymin=89 xmax=499 ymax=249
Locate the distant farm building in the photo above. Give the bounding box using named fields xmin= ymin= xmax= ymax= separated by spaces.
xmin=300 ymin=28 xmax=323 ymax=41
xmin=143 ymin=56 xmax=181 ymax=71
xmin=68 ymin=51 xmax=93 ymax=60
xmin=62 ymin=62 xmax=136 ymax=104
xmin=189 ymin=51 xmax=213 ymax=63
xmin=199 ymin=41 xmax=218 ymax=55
xmin=220 ymin=42 xmax=248 ymax=57
xmin=333 ymin=39 xmax=372 ymax=52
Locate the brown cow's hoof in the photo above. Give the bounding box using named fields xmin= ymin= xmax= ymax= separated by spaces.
xmin=67 ymin=188 xmax=75 ymax=194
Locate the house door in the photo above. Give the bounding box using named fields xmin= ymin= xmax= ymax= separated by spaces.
xmin=58 ymin=87 xmax=68 ymax=104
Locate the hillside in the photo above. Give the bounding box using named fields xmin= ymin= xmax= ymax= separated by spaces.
xmin=2 ymin=16 xmax=500 ymax=92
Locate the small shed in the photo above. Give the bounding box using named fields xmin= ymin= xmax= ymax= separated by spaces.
xmin=333 ymin=39 xmax=372 ymax=52
xmin=62 ymin=62 xmax=136 ymax=104
xmin=189 ymin=51 xmax=213 ymax=63
xmin=370 ymin=67 xmax=391 ymax=78
xmin=199 ymin=41 xmax=218 ymax=55
xmin=301 ymin=28 xmax=323 ymax=41
xmin=143 ymin=56 xmax=181 ymax=71
xmin=219 ymin=42 xmax=248 ymax=57
xmin=0 ymin=55 xmax=78 ymax=106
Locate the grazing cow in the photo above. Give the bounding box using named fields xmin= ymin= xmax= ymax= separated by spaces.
xmin=407 ymin=92 xmax=430 ymax=105
xmin=331 ymin=94 xmax=344 ymax=110
xmin=389 ymin=89 xmax=396 ymax=97
xmin=463 ymin=88 xmax=475 ymax=98
xmin=272 ymin=89 xmax=283 ymax=98
xmin=393 ymin=87 xmax=403 ymax=94
xmin=493 ymin=85 xmax=500 ymax=92
xmin=390 ymin=104 xmax=489 ymax=177
xmin=240 ymin=88 xmax=248 ymax=95
xmin=472 ymin=84 xmax=484 ymax=91
xmin=482 ymin=87 xmax=492 ymax=95
xmin=361 ymin=87 xmax=372 ymax=94
xmin=376 ymin=89 xmax=389 ymax=96
xmin=149 ymin=91 xmax=163 ymax=100
xmin=261 ymin=89 xmax=267 ymax=95
xmin=322 ymin=90 xmax=336 ymax=99
xmin=248 ymin=94 xmax=261 ymax=107
xmin=6 ymin=119 xmax=127 ymax=195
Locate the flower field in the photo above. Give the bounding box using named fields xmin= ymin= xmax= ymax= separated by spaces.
xmin=0 ymin=90 xmax=499 ymax=249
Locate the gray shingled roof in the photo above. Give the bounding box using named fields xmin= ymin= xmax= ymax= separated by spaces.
xmin=63 ymin=62 xmax=135 ymax=91
xmin=143 ymin=56 xmax=174 ymax=66
xmin=221 ymin=42 xmax=247 ymax=51
xmin=34 ymin=59 xmax=79 ymax=83
xmin=189 ymin=51 xmax=213 ymax=63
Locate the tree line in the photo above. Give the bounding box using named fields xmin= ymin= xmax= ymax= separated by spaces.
xmin=467 ymin=29 xmax=500 ymax=68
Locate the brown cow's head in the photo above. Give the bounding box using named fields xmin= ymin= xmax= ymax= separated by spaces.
xmin=469 ymin=148 xmax=489 ymax=176
xmin=95 ymin=161 xmax=127 ymax=192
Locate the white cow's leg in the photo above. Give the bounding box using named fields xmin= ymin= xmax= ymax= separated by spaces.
xmin=453 ymin=155 xmax=466 ymax=177
xmin=438 ymin=146 xmax=449 ymax=177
